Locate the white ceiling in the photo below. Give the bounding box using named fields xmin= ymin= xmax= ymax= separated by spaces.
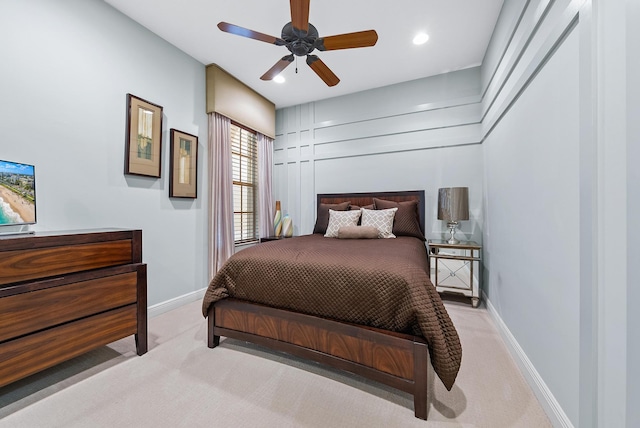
xmin=105 ymin=0 xmax=504 ymax=109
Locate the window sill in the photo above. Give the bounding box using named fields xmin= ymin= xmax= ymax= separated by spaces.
xmin=234 ymin=240 xmax=259 ymax=253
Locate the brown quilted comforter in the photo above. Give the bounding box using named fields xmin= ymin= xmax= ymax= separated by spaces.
xmin=202 ymin=234 xmax=462 ymax=390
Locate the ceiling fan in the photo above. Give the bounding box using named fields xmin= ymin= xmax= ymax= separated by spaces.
xmin=217 ymin=0 xmax=378 ymax=87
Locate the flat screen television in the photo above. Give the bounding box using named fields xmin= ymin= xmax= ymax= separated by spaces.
xmin=0 ymin=159 xmax=36 ymax=226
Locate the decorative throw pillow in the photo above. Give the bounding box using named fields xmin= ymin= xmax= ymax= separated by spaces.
xmin=313 ymin=201 xmax=350 ymax=234
xmin=337 ymin=225 xmax=379 ymax=239
xmin=349 ymin=204 xmax=374 ymax=226
xmin=361 ymin=207 xmax=398 ymax=239
xmin=373 ymin=198 xmax=425 ymax=241
xmin=324 ymin=209 xmax=362 ymax=238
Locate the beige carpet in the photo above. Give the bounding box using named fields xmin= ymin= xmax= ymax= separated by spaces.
xmin=0 ymin=299 xmax=551 ymax=427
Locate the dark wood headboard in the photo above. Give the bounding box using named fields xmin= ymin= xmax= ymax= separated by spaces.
xmin=317 ymin=190 xmax=426 ymax=234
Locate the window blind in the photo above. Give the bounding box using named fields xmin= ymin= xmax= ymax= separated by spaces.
xmin=231 ymin=123 xmax=258 ymax=243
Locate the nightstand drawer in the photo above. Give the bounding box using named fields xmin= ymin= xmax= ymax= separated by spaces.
xmin=431 ymin=256 xmax=478 ymax=288
xmin=428 ymin=239 xmax=482 ymax=307
xmin=431 ymin=247 xmax=467 ymax=257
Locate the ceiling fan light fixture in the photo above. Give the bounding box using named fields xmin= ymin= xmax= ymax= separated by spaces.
xmin=273 ymin=75 xmax=286 ymax=83
xmin=218 ymin=0 xmax=378 ymax=87
xmin=413 ymin=32 xmax=429 ymax=45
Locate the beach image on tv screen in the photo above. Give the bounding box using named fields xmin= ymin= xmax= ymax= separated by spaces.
xmin=0 ymin=160 xmax=36 ymax=225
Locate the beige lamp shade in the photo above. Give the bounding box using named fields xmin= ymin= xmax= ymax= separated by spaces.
xmin=437 ymin=187 xmax=469 ymax=222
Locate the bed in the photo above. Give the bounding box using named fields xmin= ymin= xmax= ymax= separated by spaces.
xmin=202 ymin=191 xmax=461 ymax=419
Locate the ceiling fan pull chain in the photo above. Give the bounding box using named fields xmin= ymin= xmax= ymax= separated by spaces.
xmin=295 ymin=56 xmax=298 ymax=74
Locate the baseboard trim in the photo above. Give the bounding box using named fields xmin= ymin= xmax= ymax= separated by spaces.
xmin=148 ymin=287 xmax=207 ymax=319
xmin=484 ymin=294 xmax=574 ymax=428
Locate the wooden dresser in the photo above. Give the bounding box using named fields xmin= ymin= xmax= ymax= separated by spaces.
xmin=0 ymin=229 xmax=147 ymax=387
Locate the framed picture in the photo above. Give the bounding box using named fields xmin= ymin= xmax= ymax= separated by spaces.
xmin=125 ymin=94 xmax=163 ymax=178
xmin=169 ymin=129 xmax=198 ymax=198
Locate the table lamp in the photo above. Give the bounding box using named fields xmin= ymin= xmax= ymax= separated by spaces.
xmin=437 ymin=187 xmax=469 ymax=244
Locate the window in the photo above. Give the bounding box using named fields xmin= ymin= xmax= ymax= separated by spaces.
xmin=231 ymin=122 xmax=258 ymax=243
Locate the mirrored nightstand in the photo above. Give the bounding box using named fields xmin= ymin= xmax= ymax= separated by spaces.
xmin=428 ymin=239 xmax=482 ymax=307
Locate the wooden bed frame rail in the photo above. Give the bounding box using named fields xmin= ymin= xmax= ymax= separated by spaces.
xmin=208 ymin=298 xmax=429 ymax=419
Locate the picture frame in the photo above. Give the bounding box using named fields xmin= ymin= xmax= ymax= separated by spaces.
xmin=169 ymin=129 xmax=198 ymax=198
xmin=125 ymin=93 xmax=163 ymax=178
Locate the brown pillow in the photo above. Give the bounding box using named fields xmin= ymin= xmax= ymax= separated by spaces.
xmin=313 ymin=201 xmax=350 ymax=234
xmin=349 ymin=204 xmax=374 ymax=225
xmin=349 ymin=204 xmax=374 ymax=210
xmin=373 ymin=198 xmax=425 ymax=241
xmin=337 ymin=226 xmax=379 ymax=239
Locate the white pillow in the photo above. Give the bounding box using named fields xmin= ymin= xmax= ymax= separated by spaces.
xmin=324 ymin=209 xmax=362 ymax=238
xmin=361 ymin=207 xmax=398 ymax=238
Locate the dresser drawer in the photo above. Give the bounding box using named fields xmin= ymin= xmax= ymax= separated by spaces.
xmin=0 ymin=270 xmax=138 ymax=342
xmin=0 ymin=304 xmax=138 ymax=388
xmin=0 ymin=240 xmax=132 ymax=286
xmin=0 ymin=229 xmax=146 ymax=387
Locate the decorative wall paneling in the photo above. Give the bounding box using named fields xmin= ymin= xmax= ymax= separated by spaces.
xmin=482 ymin=0 xmax=581 ymax=133
xmin=480 ymin=0 xmax=530 ymax=93
xmin=274 ymin=68 xmax=484 ymax=240
xmin=479 ymin=1 xmax=607 ymax=427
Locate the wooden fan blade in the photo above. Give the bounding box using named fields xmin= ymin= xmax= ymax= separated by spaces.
xmin=261 ymin=55 xmax=294 ymax=80
xmin=306 ymin=55 xmax=339 ymax=87
xmin=290 ymin=0 xmax=310 ymax=33
xmin=316 ymin=30 xmax=378 ymax=51
xmin=218 ymin=22 xmax=285 ymax=46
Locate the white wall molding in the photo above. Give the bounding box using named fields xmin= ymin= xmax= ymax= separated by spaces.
xmin=577 ymin=2 xmax=598 ymax=426
xmin=312 ymin=95 xmax=482 ymax=129
xmin=481 ymin=0 xmax=529 ymax=97
xmin=310 ymin=124 xmax=482 ymax=160
xmin=312 ymin=103 xmax=481 ymax=145
xmin=482 ymin=0 xmax=554 ymax=117
xmin=148 ymin=287 xmax=208 ymax=319
xmin=482 ymin=0 xmax=584 ymax=139
xmin=594 ymin=0 xmax=628 ymax=425
xmin=484 ymin=294 xmax=574 ymax=428
xmin=274 ymin=68 xmax=485 ymax=237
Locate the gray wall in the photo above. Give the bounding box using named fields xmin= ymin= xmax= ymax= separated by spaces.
xmin=274 ymin=68 xmax=484 ymax=244
xmin=0 ymin=0 xmax=209 ymax=310
xmin=481 ymin=0 xmax=581 ymax=423
xmin=626 ymin=2 xmax=639 ymax=427
xmin=483 ymin=0 xmax=635 ymax=427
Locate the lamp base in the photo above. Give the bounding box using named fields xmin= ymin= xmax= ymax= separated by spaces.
xmin=446 ymin=222 xmax=460 ymax=244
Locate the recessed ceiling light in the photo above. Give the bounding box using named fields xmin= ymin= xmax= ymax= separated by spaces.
xmin=273 ymin=75 xmax=285 ymax=84
xmin=413 ymin=33 xmax=429 ymax=45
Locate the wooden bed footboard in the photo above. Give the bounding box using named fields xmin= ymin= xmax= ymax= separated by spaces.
xmin=208 ymin=298 xmax=429 ymax=419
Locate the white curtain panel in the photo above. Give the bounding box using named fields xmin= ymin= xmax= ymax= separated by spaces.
xmin=257 ymin=133 xmax=274 ymax=238
xmin=207 ymin=112 xmax=235 ymax=279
